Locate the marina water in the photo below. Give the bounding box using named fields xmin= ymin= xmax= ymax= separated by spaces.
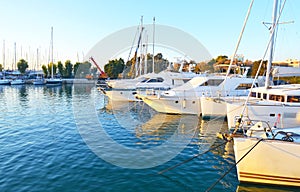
xmin=0 ymin=84 xmax=297 ymax=191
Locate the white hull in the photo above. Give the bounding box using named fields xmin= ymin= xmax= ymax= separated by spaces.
xmin=104 ymin=89 xmax=139 ymax=102
xmin=10 ymin=79 xmax=25 ymax=85
xmin=227 ymin=100 xmax=300 ymax=129
xmin=200 ymin=96 xmax=227 ymax=118
xmin=201 ymin=96 xmax=248 ymax=118
xmin=0 ymin=79 xmax=11 ymax=85
xmin=33 ymin=79 xmax=45 ymax=85
xmin=141 ymin=95 xmax=201 ymax=115
xmin=234 ymin=137 xmax=300 ymax=187
xmin=46 ymin=78 xmax=62 ymax=86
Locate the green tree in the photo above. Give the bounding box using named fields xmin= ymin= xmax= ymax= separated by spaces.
xmin=73 ymin=61 xmax=91 ymax=78
xmin=250 ymin=60 xmax=267 ymax=77
xmin=0 ymin=64 xmax=3 ymax=72
xmin=17 ymin=59 xmax=29 ymax=74
xmin=73 ymin=62 xmax=81 ymax=77
xmin=48 ymin=63 xmax=57 ymax=77
xmin=216 ymin=55 xmax=228 ymax=63
xmin=104 ymin=58 xmax=125 ymax=79
xmin=64 ymin=60 xmax=73 ymax=78
xmin=57 ymin=61 xmax=64 ymax=77
xmin=42 ymin=65 xmax=48 ymax=77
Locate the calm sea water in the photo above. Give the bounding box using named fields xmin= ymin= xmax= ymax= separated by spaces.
xmin=0 ymin=84 xmax=297 ymax=192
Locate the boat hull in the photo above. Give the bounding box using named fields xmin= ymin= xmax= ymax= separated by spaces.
xmin=141 ymin=95 xmax=201 ymax=115
xmin=233 ymin=137 xmax=300 ymax=187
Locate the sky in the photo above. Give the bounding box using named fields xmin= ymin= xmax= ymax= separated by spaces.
xmin=0 ymin=0 xmax=299 ymax=69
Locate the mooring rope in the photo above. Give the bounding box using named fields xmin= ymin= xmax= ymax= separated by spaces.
xmin=205 ymin=138 xmax=263 ymax=192
xmin=158 ymin=141 xmax=229 ymax=175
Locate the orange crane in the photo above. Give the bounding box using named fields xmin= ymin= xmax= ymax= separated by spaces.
xmin=89 ymin=56 xmax=108 ymax=79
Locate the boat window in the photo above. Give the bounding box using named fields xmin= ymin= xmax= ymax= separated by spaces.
xmin=257 ymin=92 xmax=261 ymax=98
xmin=141 ymin=78 xmax=150 ymax=83
xmin=287 ymin=96 xmax=300 ymax=103
xmin=269 ymin=94 xmax=285 ymax=102
xmin=200 ymin=79 xmax=224 ymax=86
xmin=183 ymin=79 xmax=190 ymax=83
xmin=236 ymin=83 xmax=252 ymax=90
xmin=263 ymin=93 xmax=267 ymax=99
xmin=250 ymin=92 xmax=256 ymax=97
xmin=157 ymin=77 xmax=164 ymax=82
xmin=147 ymin=78 xmax=157 ymax=83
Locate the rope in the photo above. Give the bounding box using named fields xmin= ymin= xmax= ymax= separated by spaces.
xmin=205 ymin=138 xmax=264 ymax=192
xmin=158 ymin=141 xmax=228 ymax=175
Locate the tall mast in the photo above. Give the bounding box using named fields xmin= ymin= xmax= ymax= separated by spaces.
xmin=2 ymin=40 xmax=5 ymax=70
xmin=152 ymin=17 xmax=155 ymax=73
xmin=51 ymin=26 xmax=54 ymax=79
xmin=14 ymin=42 xmax=16 ymax=71
xmin=265 ymin=0 xmax=278 ymax=88
xmin=36 ymin=48 xmax=39 ymax=71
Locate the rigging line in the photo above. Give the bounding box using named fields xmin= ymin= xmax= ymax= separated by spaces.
xmin=205 ymin=138 xmax=264 ymax=192
xmin=225 ymin=0 xmax=254 ymax=78
xmin=157 ymin=141 xmax=228 ymax=175
xmin=233 ymin=0 xmax=287 ymax=134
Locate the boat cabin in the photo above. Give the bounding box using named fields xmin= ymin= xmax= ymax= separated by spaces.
xmin=249 ymin=85 xmax=300 ymax=103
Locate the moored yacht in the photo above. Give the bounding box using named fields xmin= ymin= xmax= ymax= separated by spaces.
xmin=227 ymin=84 xmax=300 ymax=129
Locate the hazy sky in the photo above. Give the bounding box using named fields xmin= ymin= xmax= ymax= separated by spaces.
xmin=0 ymin=0 xmax=299 ymax=69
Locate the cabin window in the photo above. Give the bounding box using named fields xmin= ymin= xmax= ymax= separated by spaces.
xmin=200 ymin=79 xmax=224 ymax=86
xmin=269 ymin=94 xmax=284 ymax=102
xmin=250 ymin=92 xmax=256 ymax=97
xmin=257 ymin=92 xmax=261 ymax=98
xmin=287 ymin=96 xmax=300 ymax=103
xmin=141 ymin=78 xmax=149 ymax=83
xmin=175 ymin=101 xmax=179 ymax=104
xmin=236 ymin=83 xmax=252 ymax=90
xmin=263 ymin=93 xmax=267 ymax=99
xmin=157 ymin=77 xmax=164 ymax=82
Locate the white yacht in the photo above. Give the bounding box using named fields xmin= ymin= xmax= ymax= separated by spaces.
xmin=232 ymin=120 xmax=300 ymax=187
xmin=138 ymin=72 xmax=262 ymax=116
xmin=0 ymin=79 xmax=11 ymax=85
xmin=10 ymin=79 xmax=25 ymax=85
xmin=100 ymin=70 xmax=203 ymax=102
xmin=230 ymin=0 xmax=300 ymax=187
xmin=227 ymin=84 xmax=300 ymax=129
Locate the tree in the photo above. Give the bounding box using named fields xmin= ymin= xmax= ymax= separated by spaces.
xmin=42 ymin=65 xmax=48 ymax=77
xmin=104 ymin=58 xmax=125 ymax=79
xmin=250 ymin=60 xmax=267 ymax=77
xmin=64 ymin=60 xmax=73 ymax=78
xmin=47 ymin=63 xmax=57 ymax=77
xmin=73 ymin=61 xmax=91 ymax=78
xmin=0 ymin=64 xmax=3 ymax=72
xmin=73 ymin=62 xmax=81 ymax=77
xmin=216 ymin=55 xmax=228 ymax=64
xmin=17 ymin=59 xmax=29 ymax=74
xmin=57 ymin=61 xmax=64 ymax=77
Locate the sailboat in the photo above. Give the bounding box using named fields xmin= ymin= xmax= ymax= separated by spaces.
xmin=226 ymin=0 xmax=300 ymax=130
xmin=0 ymin=40 xmax=11 ymax=85
xmin=46 ymin=27 xmax=62 ymax=86
xmin=229 ymin=0 xmax=300 ymax=187
xmin=10 ymin=42 xmax=25 ymax=85
xmin=33 ymin=48 xmax=45 ymax=85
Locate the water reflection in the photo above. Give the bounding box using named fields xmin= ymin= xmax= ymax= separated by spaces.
xmin=236 ymin=183 xmax=299 ymax=192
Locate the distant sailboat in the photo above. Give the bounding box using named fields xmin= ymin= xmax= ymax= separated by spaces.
xmin=10 ymin=42 xmax=25 ymax=85
xmin=46 ymin=27 xmax=62 ymax=86
xmin=0 ymin=40 xmax=11 ymax=85
xmin=33 ymin=48 xmax=45 ymax=85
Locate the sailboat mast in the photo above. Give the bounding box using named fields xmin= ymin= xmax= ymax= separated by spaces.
xmin=51 ymin=26 xmax=54 ymax=79
xmin=152 ymin=17 xmax=155 ymax=73
xmin=2 ymin=40 xmax=5 ymax=70
xmin=265 ymin=0 xmax=278 ymax=88
xmin=14 ymin=42 xmax=16 ymax=71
